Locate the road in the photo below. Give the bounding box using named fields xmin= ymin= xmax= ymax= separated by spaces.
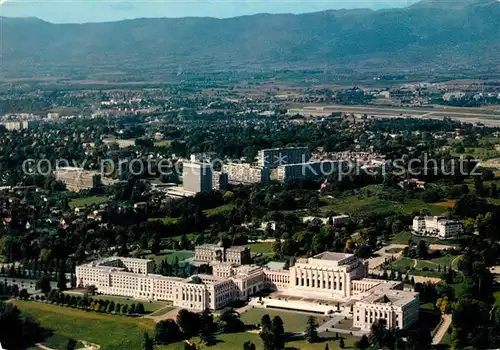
xmin=367 ymin=244 xmax=407 ymax=271
xmin=432 ymin=314 xmax=452 ymax=345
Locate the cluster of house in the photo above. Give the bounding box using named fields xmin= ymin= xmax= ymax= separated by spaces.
xmin=76 ymin=244 xmax=419 ymax=331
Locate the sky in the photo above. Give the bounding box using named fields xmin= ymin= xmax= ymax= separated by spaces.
xmin=0 ymin=0 xmax=419 ymax=23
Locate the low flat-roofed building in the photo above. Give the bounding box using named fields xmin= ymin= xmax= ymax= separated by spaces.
xmin=353 ymin=287 xmax=419 ymax=330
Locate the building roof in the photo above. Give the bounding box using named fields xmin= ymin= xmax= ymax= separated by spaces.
xmin=267 ymin=261 xmax=287 ymax=270
xmin=314 ymin=251 xmax=352 ymax=261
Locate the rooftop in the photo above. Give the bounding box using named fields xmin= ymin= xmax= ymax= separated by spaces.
xmin=314 ymin=251 xmax=352 ymax=262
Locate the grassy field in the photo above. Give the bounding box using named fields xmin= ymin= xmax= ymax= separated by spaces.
xmin=245 ymin=242 xmax=274 ymax=255
xmin=147 ymin=217 xmax=179 ymax=224
xmin=203 ymin=204 xmax=234 ymax=216
xmin=11 ymin=300 xmax=155 ymax=350
xmin=143 ymin=250 xmax=194 ymax=264
xmin=160 ymin=331 xmax=356 ymax=350
xmin=69 ymin=195 xmax=108 ymax=209
xmin=154 ymin=140 xmax=173 ymax=147
xmin=88 ymin=295 xmax=167 ymax=313
xmin=388 ymin=254 xmax=459 ymax=278
xmin=239 ymin=308 xmax=326 ymax=333
xmin=320 ymin=195 xmax=446 ymax=218
xmin=39 ymin=334 xmax=84 ymax=350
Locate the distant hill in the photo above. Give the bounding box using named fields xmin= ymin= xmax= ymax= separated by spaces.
xmin=0 ymin=0 xmax=498 ymax=80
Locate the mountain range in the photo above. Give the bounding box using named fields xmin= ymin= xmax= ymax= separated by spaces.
xmin=0 ymin=0 xmax=498 ymax=80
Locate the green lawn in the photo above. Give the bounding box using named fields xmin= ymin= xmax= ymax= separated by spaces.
xmin=388 ymin=254 xmax=459 ymax=278
xmin=245 ymin=242 xmax=274 ymax=255
xmin=494 ymin=289 xmax=500 ymax=307
xmin=239 ymin=308 xmax=326 ymax=333
xmin=320 ymin=195 xmax=446 ymax=218
xmin=159 ymin=331 xmax=356 ymax=350
xmin=143 ymin=250 xmax=194 ymax=264
xmin=147 ymin=217 xmax=179 ymax=224
xmin=39 ymin=334 xmax=84 ymax=350
xmin=87 ymin=295 xmax=167 ymax=313
xmin=203 ymin=204 xmax=235 ymax=216
xmin=11 ymin=300 xmax=156 ymax=350
xmin=69 ymin=195 xmax=108 ymax=209
xmin=389 ymin=257 xmax=414 ymax=271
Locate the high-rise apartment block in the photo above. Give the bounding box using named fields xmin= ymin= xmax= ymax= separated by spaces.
xmin=276 ymin=161 xmax=339 ymax=182
xmin=225 ymin=163 xmax=270 ymax=185
xmin=182 ymin=161 xmax=212 ymax=193
xmin=257 ymin=147 xmax=311 ymax=168
xmin=212 ymin=171 xmax=228 ymax=190
xmin=1 ymin=120 xmax=38 ymax=131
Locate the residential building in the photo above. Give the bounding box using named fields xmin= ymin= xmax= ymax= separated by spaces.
xmin=1 ymin=120 xmax=38 ymax=131
xmin=212 ymin=171 xmax=228 ymax=190
xmin=257 ymin=147 xmax=311 ymax=168
xmin=276 ymin=161 xmax=338 ymax=182
xmin=225 ymin=163 xmax=270 ymax=185
xmin=54 ymin=167 xmax=102 ymax=192
xmin=412 ymin=216 xmax=463 ymax=239
xmin=182 ymin=161 xmax=212 ymax=193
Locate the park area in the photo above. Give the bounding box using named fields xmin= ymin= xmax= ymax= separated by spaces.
xmin=13 ymin=300 xmax=156 ymax=350
xmin=160 ymin=332 xmax=356 ymax=350
xmin=69 ymin=195 xmax=108 ymax=209
xmin=14 ymin=300 xmax=357 ymax=350
xmin=319 ymin=192 xmax=447 ymax=218
xmin=387 ymin=253 xmax=461 ymax=278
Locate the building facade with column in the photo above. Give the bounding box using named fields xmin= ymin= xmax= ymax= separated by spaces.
xmin=289 ymin=252 xmax=368 ymax=298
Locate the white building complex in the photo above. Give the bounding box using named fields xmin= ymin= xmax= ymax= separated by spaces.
xmin=76 ymin=250 xmax=419 ymax=331
xmin=412 ymin=216 xmax=463 ymax=239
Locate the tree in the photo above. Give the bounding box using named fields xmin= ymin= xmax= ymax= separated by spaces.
xmin=87 ymin=285 xmax=97 ymax=296
xmin=177 ymin=309 xmax=200 ymax=338
xmin=261 ymin=314 xmax=272 ymax=331
xmin=57 ymin=261 xmax=67 ymax=291
xmin=143 ymin=332 xmax=154 ymax=350
xmin=339 ymin=338 xmax=345 ymax=349
xmin=65 ymin=338 xmax=77 ymax=350
xmin=305 ymin=316 xmax=319 ymax=343
xmin=121 ymin=304 xmax=129 ymax=314
xmin=199 ymin=308 xmax=216 ymax=346
xmin=272 ymin=316 xmax=285 ymax=350
xmin=369 ymin=319 xmax=388 ymax=349
xmin=219 ymin=307 xmax=244 ymax=333
xmin=36 ymin=275 xmax=51 ymax=295
xmin=355 ymin=334 xmax=370 ymax=349
xmin=243 ymin=341 xmax=256 ymax=350
xmin=155 ymin=319 xmax=182 ymax=345
xmin=135 ymin=302 xmax=145 ymax=314
xmin=416 ymin=240 xmax=428 ymax=259
xmin=436 ymin=297 xmax=451 ymax=314
xmin=406 ymin=328 xmax=432 ymax=350
xmin=272 ymin=239 xmax=281 ymax=257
